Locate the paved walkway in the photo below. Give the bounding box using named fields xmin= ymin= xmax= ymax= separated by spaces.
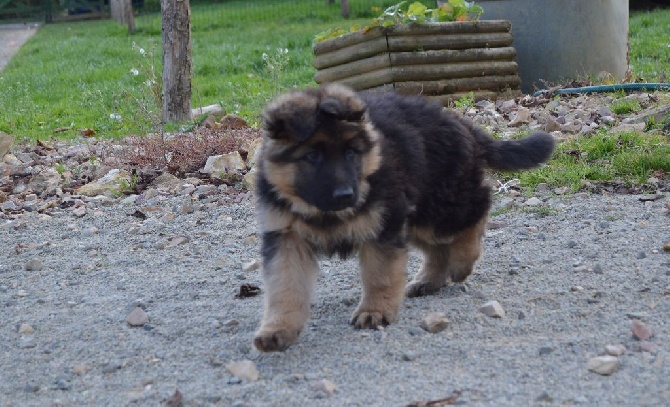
xmin=0 ymin=23 xmax=40 ymax=71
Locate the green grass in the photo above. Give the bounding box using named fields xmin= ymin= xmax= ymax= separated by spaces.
xmin=629 ymin=8 xmax=670 ymax=81
xmin=610 ymin=98 xmax=642 ymax=115
xmin=498 ymin=130 xmax=670 ymax=192
xmin=0 ymin=0 xmax=403 ymax=139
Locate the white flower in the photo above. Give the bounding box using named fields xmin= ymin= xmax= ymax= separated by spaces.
xmin=139 ymin=48 xmax=146 ymax=56
xmin=279 ymin=48 xmax=289 ymax=55
xmin=109 ymin=113 xmax=121 ymax=120
xmin=262 ymin=53 xmax=269 ymax=61
xmin=130 ymin=68 xmax=139 ymax=76
xmin=145 ymin=79 xmax=155 ymax=87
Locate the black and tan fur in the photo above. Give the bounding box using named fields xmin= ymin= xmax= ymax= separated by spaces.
xmin=254 ymin=84 xmax=554 ymax=352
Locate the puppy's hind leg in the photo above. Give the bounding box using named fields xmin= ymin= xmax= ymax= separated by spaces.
xmin=351 ymin=242 xmax=407 ymax=329
xmin=445 ymin=216 xmax=487 ymax=283
xmin=405 ymin=241 xmax=450 ymax=298
xmin=254 ymin=231 xmax=318 ymax=352
xmin=406 ymin=216 xmax=487 ymax=297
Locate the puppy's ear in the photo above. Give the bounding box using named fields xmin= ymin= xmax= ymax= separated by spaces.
xmin=318 ymin=84 xmax=366 ymax=122
xmin=262 ymin=91 xmax=319 ymax=141
xmin=318 ymin=97 xmax=365 ymax=122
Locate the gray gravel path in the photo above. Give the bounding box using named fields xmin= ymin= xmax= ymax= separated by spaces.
xmin=1 ymin=190 xmax=669 ymax=406
xmin=0 ymin=24 xmax=39 ymax=72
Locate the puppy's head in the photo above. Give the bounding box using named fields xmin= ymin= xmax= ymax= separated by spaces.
xmin=260 ymin=84 xmax=381 ymax=216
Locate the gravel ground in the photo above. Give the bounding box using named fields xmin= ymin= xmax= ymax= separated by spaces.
xmin=1 ymin=187 xmax=669 ymax=406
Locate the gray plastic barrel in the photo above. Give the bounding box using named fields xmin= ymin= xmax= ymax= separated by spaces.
xmin=476 ymin=0 xmax=629 ymax=92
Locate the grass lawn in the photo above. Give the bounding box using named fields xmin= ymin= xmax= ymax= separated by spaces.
xmin=0 ymin=0 xmax=393 ymax=139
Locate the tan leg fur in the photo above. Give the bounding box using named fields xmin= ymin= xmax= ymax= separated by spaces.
xmin=406 ymin=216 xmax=487 ymax=297
xmin=254 ymin=232 xmax=318 ymax=352
xmin=351 ymin=242 xmax=407 ymax=329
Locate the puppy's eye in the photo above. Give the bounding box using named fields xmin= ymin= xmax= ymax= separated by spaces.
xmin=303 ymin=150 xmax=322 ymax=164
xmin=344 ymin=148 xmax=356 ymax=161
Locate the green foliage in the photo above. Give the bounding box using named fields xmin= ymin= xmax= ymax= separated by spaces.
xmin=497 ymin=130 xmax=670 ymax=191
xmin=453 ymin=92 xmax=475 ymax=109
xmin=315 ymin=0 xmax=484 ymax=42
xmin=610 ymin=98 xmax=642 ymax=115
xmin=629 ymin=8 xmax=670 ymax=81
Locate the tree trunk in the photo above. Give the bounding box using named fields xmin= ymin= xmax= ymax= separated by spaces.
xmin=111 ymin=0 xmax=134 ymax=32
xmin=341 ymin=0 xmax=350 ymax=18
xmin=161 ymin=0 xmax=193 ymax=123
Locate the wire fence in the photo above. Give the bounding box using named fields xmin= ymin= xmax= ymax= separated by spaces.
xmin=133 ymin=0 xmax=433 ymax=32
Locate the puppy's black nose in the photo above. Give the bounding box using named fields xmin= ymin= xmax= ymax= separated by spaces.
xmin=332 ymin=185 xmax=354 ymax=202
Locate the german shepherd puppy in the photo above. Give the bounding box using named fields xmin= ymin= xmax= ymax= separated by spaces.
xmin=254 ymin=84 xmax=554 ymax=352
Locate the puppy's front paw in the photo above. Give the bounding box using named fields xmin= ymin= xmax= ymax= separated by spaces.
xmin=253 ymin=328 xmax=300 ymax=352
xmin=350 ymin=310 xmax=395 ymax=329
xmin=405 ymin=281 xmax=443 ymax=298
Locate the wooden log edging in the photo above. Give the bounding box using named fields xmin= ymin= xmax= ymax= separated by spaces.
xmin=312 ymin=20 xmax=521 ymax=103
xmin=314 ymin=47 xmax=517 ymax=84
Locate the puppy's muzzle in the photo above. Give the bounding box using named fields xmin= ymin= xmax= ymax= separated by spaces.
xmin=331 ymin=185 xmax=356 ymax=209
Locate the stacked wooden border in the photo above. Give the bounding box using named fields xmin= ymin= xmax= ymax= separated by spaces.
xmin=313 ymin=21 xmax=521 ymax=104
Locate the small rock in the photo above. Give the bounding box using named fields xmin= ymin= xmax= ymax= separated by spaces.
xmin=605 ymin=344 xmax=626 ymax=356
xmin=401 ymin=352 xmax=417 ymax=361
xmin=17 ymin=323 xmax=34 ymax=335
xmin=1 ymin=200 xmax=18 ymax=211
xmin=24 ymin=259 xmax=44 ymax=271
xmin=23 ymin=384 xmax=39 ymax=393
xmin=102 ymin=361 xmax=122 ymax=374
xmin=311 ymin=379 xmax=337 ymax=396
xmin=126 ymin=307 xmax=149 ymax=327
xmin=81 ymin=226 xmax=99 ymax=237
xmin=509 ymin=107 xmax=531 ymax=127
xmin=636 ymin=251 xmax=646 ymax=259
xmin=567 ymin=240 xmax=578 ymax=248
xmin=587 ymin=355 xmax=619 ymax=375
xmin=165 ymin=235 xmax=189 ymax=248
xmin=487 ymin=220 xmax=507 ymax=230
xmin=242 ymin=260 xmax=260 ymax=273
xmin=664 ymin=241 xmax=670 ymax=252
xmin=226 ymin=360 xmax=259 ymax=382
xmin=420 ymin=312 xmax=449 ymax=333
xmin=631 ymin=319 xmax=653 ymax=341
xmin=638 ymin=341 xmax=656 ymax=353
xmin=202 ymin=152 xmax=246 ymax=175
xmin=72 ymin=206 xmax=87 ymax=217
xmin=524 ymin=197 xmax=542 ymax=206
xmin=609 ymin=122 xmax=646 ymax=133
xmin=78 ymin=169 xmax=132 ymax=198
xmin=479 ymin=300 xmax=505 ymax=318
xmin=553 ymin=186 xmax=569 ymax=195
xmin=72 ymin=364 xmax=90 ymax=375
xmin=19 ymin=337 xmax=37 ymax=349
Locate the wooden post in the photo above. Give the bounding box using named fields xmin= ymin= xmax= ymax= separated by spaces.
xmin=161 ymin=0 xmax=193 ymax=123
xmin=341 ymin=0 xmax=349 ymax=18
xmin=111 ymin=0 xmax=134 ymax=32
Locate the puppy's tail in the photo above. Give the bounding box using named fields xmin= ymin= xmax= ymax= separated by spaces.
xmin=468 ymin=121 xmax=555 ymax=171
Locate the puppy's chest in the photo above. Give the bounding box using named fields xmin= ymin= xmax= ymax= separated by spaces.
xmin=299 ymin=208 xmax=385 ymax=252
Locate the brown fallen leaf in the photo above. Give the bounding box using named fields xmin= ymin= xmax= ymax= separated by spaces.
xmin=407 ymin=390 xmax=462 ymax=407
xmin=130 ymin=210 xmax=147 ymax=220
xmin=80 ymin=128 xmax=96 ymax=137
xmin=164 ymin=389 xmax=183 ymax=407
xmin=35 ymin=139 xmax=53 ymax=149
xmin=235 ymin=283 xmax=261 ymax=299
